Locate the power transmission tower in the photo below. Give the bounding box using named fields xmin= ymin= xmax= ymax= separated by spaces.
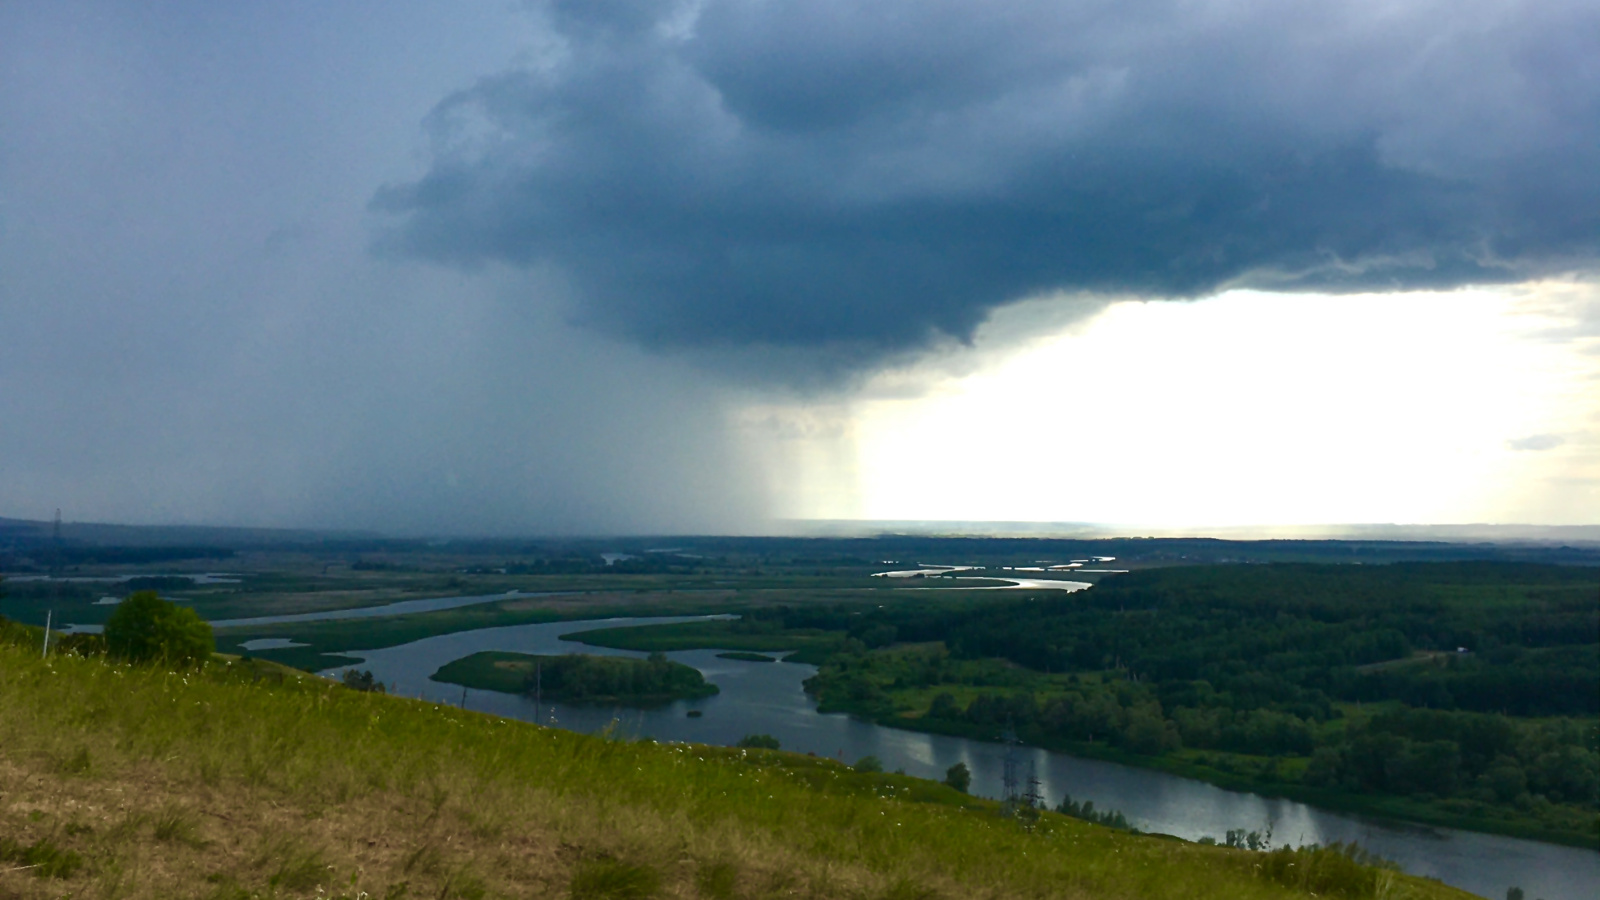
xmin=1000 ymin=725 xmax=1021 ymax=817
xmin=1024 ymin=759 xmax=1044 ymax=810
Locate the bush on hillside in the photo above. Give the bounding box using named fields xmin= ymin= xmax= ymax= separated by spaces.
xmin=736 ymin=733 xmax=780 ymax=750
xmin=944 ymin=762 xmax=971 ymax=793
xmin=1255 ymin=843 xmax=1397 ymax=898
xmin=341 ymin=669 xmax=386 ymax=693
xmin=104 ymin=590 xmax=213 ymax=666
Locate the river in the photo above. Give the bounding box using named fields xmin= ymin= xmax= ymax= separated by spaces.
xmin=309 ymin=615 xmax=1598 ymax=900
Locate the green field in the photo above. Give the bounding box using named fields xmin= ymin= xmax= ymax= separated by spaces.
xmin=0 ymin=618 xmax=1471 ymax=900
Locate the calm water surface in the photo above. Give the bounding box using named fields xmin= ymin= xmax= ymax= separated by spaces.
xmin=309 ymin=616 xmax=1599 ymax=900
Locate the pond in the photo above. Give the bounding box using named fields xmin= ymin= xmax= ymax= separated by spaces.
xmin=312 ymin=616 xmax=1598 ymax=900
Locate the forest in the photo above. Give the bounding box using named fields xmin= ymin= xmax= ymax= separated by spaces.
xmin=782 ymin=562 xmax=1599 ymax=845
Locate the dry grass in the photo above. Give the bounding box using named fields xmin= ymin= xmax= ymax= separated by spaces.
xmin=0 ymin=636 xmax=1476 ymax=900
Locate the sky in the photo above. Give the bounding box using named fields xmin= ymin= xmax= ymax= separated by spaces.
xmin=1 ymin=1 xmax=1596 ymax=535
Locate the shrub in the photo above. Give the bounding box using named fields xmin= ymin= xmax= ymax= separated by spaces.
xmin=104 ymin=590 xmax=214 ymax=666
xmin=855 ymin=755 xmax=884 ymax=773
xmin=736 ymin=733 xmax=780 ymax=750
xmin=1256 ymin=843 xmax=1396 ymax=898
xmin=1055 ymin=794 xmax=1135 ymax=831
xmin=944 ymin=762 xmax=971 ymax=793
xmin=342 ymin=669 xmax=386 ymax=692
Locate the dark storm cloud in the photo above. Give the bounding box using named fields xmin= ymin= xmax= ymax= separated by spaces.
xmin=373 ymin=0 xmax=1600 ymax=357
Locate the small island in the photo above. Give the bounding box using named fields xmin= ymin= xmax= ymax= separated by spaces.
xmin=431 ymin=651 xmax=718 ymax=704
xmin=716 ymin=651 xmax=777 ymax=662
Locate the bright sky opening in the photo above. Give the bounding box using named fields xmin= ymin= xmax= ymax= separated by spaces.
xmin=752 ymin=283 xmax=1599 ymax=527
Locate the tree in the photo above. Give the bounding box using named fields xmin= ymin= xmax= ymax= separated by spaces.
xmin=854 ymin=755 xmax=883 ymax=773
xmin=342 ymin=669 xmax=386 ymax=693
xmin=104 ymin=591 xmax=213 ymax=666
xmin=944 ymin=762 xmax=971 ymax=793
xmin=928 ymin=692 xmax=961 ymax=719
xmin=736 ymin=733 xmax=780 ymax=750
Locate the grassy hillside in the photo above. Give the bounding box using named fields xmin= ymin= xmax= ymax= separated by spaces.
xmin=0 ymin=627 xmax=1471 ymax=900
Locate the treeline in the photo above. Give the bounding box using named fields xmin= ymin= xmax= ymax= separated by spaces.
xmin=523 ymin=652 xmax=716 ymax=702
xmin=935 ymin=563 xmax=1597 ymax=717
xmin=773 ymin=562 xmax=1598 ymax=715
xmin=1304 ymin=709 xmax=1597 ymax=808
xmin=805 ymin=642 xmax=1599 ymax=840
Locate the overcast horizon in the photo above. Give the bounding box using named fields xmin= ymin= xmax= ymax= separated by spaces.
xmin=3 ymin=1 xmax=1596 ymax=535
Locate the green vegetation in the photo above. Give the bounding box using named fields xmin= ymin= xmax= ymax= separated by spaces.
xmin=716 ymin=650 xmax=777 ymax=662
xmin=943 ymin=762 xmax=970 ymax=793
xmin=855 ymin=755 xmax=884 ymax=773
xmin=213 ymin=601 xmax=724 ymax=671
xmin=1256 ymin=843 xmax=1402 ymax=899
xmin=559 ymin=562 xmax=1598 ymax=846
xmin=431 ymin=651 xmax=718 ymax=704
xmin=565 ymin=618 xmax=848 ymax=664
xmin=0 ymin=617 xmax=1468 ymax=900
xmin=0 ymin=835 xmax=86 ymax=880
xmin=737 ymin=734 xmax=781 ymax=750
xmin=793 ymin=563 xmax=1599 ymax=847
xmin=104 ymin=590 xmax=214 ymax=665
xmin=6 ymin=539 xmax=1596 ymax=853
xmin=1056 ymin=794 xmax=1136 ymax=831
xmin=340 ymin=668 xmax=386 ymax=692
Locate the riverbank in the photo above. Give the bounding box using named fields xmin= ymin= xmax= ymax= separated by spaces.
xmin=821 ymin=700 xmax=1600 ymax=851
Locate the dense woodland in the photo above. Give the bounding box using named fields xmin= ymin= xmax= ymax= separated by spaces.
xmin=785 ymin=563 xmax=1599 ymax=844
